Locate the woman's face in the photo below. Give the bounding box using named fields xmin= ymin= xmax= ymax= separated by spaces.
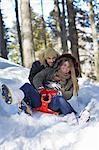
xmin=46 ymin=56 xmax=57 ymax=67
xmin=60 ymin=61 xmax=71 ymax=74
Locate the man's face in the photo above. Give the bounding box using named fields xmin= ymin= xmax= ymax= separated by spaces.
xmin=46 ymin=56 xmax=57 ymax=66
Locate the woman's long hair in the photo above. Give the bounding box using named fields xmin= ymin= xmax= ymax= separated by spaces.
xmin=68 ymin=58 xmax=79 ymax=96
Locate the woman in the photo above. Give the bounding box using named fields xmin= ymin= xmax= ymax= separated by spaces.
xmin=28 ymin=47 xmax=59 ymax=85
xmin=32 ymin=53 xmax=79 ymax=115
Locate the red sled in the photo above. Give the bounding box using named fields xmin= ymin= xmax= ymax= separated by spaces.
xmin=33 ymin=88 xmax=59 ymax=115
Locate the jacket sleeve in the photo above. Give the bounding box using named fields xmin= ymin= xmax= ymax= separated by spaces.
xmin=28 ymin=61 xmax=44 ymax=85
xmin=62 ymin=80 xmax=73 ymax=100
xmin=33 ymin=68 xmax=49 ymax=89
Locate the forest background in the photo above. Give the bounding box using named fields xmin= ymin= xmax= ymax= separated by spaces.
xmin=0 ymin=0 xmax=99 ymax=81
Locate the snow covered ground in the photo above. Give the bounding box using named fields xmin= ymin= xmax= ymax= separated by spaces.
xmin=0 ymin=57 xmax=99 ymax=150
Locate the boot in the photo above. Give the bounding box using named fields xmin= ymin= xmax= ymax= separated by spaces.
xmin=2 ymin=84 xmax=12 ymax=104
xmin=18 ymin=100 xmax=32 ymax=115
xmin=78 ymin=109 xmax=90 ymax=125
xmin=2 ymin=84 xmax=24 ymax=104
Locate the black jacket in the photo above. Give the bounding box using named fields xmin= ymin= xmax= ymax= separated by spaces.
xmin=28 ymin=61 xmax=44 ymax=85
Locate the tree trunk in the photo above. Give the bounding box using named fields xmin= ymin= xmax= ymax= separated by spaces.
xmin=20 ymin=0 xmax=35 ymax=68
xmin=41 ymin=0 xmax=47 ymax=48
xmin=61 ymin=0 xmax=68 ymax=52
xmin=66 ymin=0 xmax=81 ymax=76
xmin=55 ymin=0 xmax=68 ymax=53
xmin=15 ymin=0 xmax=23 ymax=66
xmin=0 ymin=9 xmax=8 ymax=59
xmin=88 ymin=0 xmax=99 ymax=81
xmin=54 ymin=0 xmax=62 ymax=53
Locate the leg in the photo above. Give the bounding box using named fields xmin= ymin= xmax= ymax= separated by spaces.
xmin=1 ymin=83 xmax=39 ymax=115
xmin=20 ymin=83 xmax=41 ymax=108
xmin=48 ymin=96 xmax=76 ymax=115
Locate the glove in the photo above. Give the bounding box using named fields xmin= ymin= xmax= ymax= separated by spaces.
xmin=46 ymin=82 xmax=61 ymax=90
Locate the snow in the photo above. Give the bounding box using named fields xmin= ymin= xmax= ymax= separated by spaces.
xmin=0 ymin=57 xmax=99 ymax=150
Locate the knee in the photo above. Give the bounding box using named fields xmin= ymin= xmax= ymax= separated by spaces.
xmin=20 ymin=83 xmax=31 ymax=90
xmin=57 ymin=96 xmax=65 ymax=103
xmin=23 ymin=83 xmax=31 ymax=87
xmin=57 ymin=96 xmax=71 ymax=107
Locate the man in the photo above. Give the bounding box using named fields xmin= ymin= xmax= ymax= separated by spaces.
xmin=28 ymin=47 xmax=59 ymax=85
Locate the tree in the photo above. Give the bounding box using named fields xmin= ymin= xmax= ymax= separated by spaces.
xmin=15 ymin=0 xmax=23 ymax=65
xmin=61 ymin=0 xmax=68 ymax=52
xmin=54 ymin=0 xmax=68 ymax=53
xmin=31 ymin=11 xmax=52 ymax=52
xmin=40 ymin=0 xmax=47 ymax=48
xmin=54 ymin=0 xmax=62 ymax=53
xmin=0 ymin=8 xmax=8 ymax=59
xmin=20 ymin=0 xmax=35 ymax=68
xmin=66 ymin=0 xmax=81 ymax=75
xmin=88 ymin=0 xmax=99 ymax=81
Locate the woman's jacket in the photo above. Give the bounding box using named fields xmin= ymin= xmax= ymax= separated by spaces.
xmin=33 ymin=68 xmax=73 ymax=101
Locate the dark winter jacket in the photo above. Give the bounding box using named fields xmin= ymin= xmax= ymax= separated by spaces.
xmin=28 ymin=61 xmax=45 ymax=85
xmin=33 ymin=68 xmax=73 ymax=101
